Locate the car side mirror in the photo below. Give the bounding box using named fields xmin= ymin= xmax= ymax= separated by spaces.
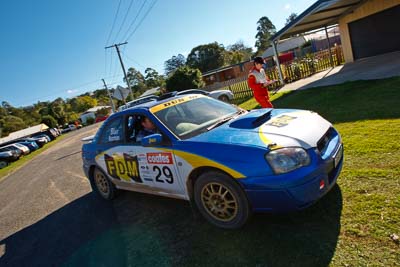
xmin=141 ymin=133 xmax=163 ymax=147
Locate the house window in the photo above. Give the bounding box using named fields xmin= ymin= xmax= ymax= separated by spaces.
xmin=239 ymin=64 xmax=244 ymax=72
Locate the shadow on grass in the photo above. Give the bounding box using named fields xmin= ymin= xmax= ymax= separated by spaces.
xmin=272 ymin=77 xmax=400 ymax=124
xmin=0 ymin=185 xmax=342 ymax=267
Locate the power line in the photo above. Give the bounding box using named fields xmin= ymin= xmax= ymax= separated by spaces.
xmin=112 ymin=0 xmax=135 ymax=45
xmin=125 ymin=0 xmax=158 ymax=41
xmin=120 ymin=50 xmax=146 ymax=68
xmin=105 ymin=0 xmax=123 ymax=46
xmin=14 ymin=73 xmax=126 ymax=106
xmin=121 ymin=0 xmax=148 ymax=41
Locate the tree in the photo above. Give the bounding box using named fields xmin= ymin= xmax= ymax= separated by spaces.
xmin=48 ymin=98 xmax=66 ymax=125
xmin=165 ymin=66 xmax=204 ymax=92
xmin=226 ymin=41 xmax=253 ymax=65
xmin=285 ymin=13 xmax=297 ymax=25
xmin=1 ymin=115 xmax=26 ymax=136
xmin=21 ymin=106 xmax=41 ymax=127
xmin=164 ymin=54 xmax=186 ymax=76
xmin=186 ymin=42 xmax=226 ymax=73
xmin=2 ymin=101 xmax=24 ymax=118
xmin=96 ymin=107 xmax=110 ymax=117
xmin=144 ymin=68 xmax=164 ymax=88
xmin=92 ymin=89 xmax=109 ymax=99
xmin=255 ymin=16 xmax=276 ymax=56
xmin=70 ymin=96 xmax=97 ymax=113
xmin=65 ymin=112 xmax=80 ymax=124
xmin=41 ymin=115 xmax=58 ymax=128
xmin=125 ymin=67 xmax=146 ymax=92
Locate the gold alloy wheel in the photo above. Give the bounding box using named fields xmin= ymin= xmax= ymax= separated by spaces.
xmin=201 ymin=182 xmax=238 ymax=222
xmin=94 ymin=170 xmax=109 ymax=197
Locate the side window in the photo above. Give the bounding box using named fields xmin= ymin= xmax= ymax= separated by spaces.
xmin=99 ymin=117 xmax=124 ymax=144
xmin=126 ymin=114 xmax=141 ymax=143
xmin=125 ymin=113 xmax=171 ymax=145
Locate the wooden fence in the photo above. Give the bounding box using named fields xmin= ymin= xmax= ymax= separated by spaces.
xmin=202 ymin=45 xmax=345 ymax=104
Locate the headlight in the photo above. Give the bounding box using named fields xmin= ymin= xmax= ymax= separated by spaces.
xmin=265 ymin=147 xmax=310 ymax=174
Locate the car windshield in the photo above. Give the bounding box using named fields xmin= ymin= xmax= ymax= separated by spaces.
xmin=153 ymin=95 xmax=239 ymax=139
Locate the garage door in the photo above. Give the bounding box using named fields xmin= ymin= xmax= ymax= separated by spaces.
xmin=349 ymin=5 xmax=400 ymax=60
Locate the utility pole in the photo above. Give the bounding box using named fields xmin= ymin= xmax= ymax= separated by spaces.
xmin=105 ymin=42 xmax=134 ymax=100
xmin=102 ymin=79 xmax=116 ymax=113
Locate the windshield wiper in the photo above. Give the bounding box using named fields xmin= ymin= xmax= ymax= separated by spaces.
xmin=206 ymin=110 xmax=245 ymax=131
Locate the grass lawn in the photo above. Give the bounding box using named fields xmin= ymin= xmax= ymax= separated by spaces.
xmin=63 ymin=77 xmax=399 ymax=267
xmin=240 ymin=77 xmax=400 ymax=266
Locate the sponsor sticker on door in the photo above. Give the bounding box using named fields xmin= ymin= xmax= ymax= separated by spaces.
xmin=147 ymin=152 xmax=173 ymax=165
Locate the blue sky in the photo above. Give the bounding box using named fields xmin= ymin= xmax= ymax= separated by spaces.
xmin=0 ymin=0 xmax=315 ymax=107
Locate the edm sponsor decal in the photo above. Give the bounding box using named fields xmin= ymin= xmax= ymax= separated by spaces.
xmin=146 ymin=152 xmax=173 ymax=165
xmin=104 ymin=153 xmax=142 ymax=183
xmin=266 ymin=115 xmax=297 ymax=127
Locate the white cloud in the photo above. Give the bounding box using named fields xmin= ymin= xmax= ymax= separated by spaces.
xmin=284 ymin=3 xmax=291 ymax=10
xmin=67 ymin=89 xmax=78 ymax=94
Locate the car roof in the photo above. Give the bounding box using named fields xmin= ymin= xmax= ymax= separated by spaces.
xmin=117 ymin=95 xmax=160 ymax=111
xmin=177 ymin=89 xmax=208 ymax=95
xmin=109 ymin=93 xmax=205 ymax=119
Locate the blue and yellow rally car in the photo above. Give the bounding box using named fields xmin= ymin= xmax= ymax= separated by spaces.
xmin=82 ymin=94 xmax=343 ymax=229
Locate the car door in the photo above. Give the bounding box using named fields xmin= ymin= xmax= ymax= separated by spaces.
xmin=95 ymin=113 xmax=185 ymax=198
xmin=123 ymin=112 xmax=186 ymax=198
xmin=94 ymin=115 xmax=150 ymax=189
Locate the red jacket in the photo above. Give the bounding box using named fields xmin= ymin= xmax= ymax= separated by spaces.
xmin=247 ymin=67 xmax=270 ymax=96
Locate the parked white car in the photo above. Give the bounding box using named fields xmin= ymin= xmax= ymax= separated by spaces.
xmin=118 ymin=95 xmax=159 ymax=112
xmin=177 ymin=89 xmax=234 ymax=103
xmin=5 ymin=143 xmax=30 ymax=155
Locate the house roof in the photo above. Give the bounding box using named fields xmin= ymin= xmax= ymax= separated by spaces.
xmin=202 ymin=60 xmax=252 ymax=76
xmin=262 ymin=36 xmax=307 ymax=58
xmin=304 ymin=25 xmax=340 ymax=41
xmin=85 ymin=106 xmax=111 ymax=113
xmin=0 ymin=123 xmax=49 ymax=145
xmin=271 ymin=0 xmax=364 ymax=41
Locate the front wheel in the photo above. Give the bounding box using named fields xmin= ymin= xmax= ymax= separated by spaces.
xmin=0 ymin=161 xmax=9 ymax=169
xmin=90 ymin=167 xmax=117 ymax=200
xmin=194 ymin=171 xmax=251 ymax=229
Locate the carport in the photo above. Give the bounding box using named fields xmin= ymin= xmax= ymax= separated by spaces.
xmin=270 ymin=0 xmax=400 ymax=84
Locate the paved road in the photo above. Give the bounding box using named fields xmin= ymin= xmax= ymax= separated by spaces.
xmin=0 ymin=124 xmax=111 ymax=266
xmin=0 ymin=121 xmax=342 ymax=267
xmin=0 ymin=123 xmax=195 ymax=267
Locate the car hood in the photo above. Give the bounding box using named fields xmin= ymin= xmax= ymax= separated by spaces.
xmin=190 ymin=109 xmax=331 ymax=149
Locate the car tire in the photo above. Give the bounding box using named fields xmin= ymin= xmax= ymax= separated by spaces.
xmin=219 ymin=95 xmax=230 ymax=103
xmin=0 ymin=161 xmax=9 ymax=169
xmin=194 ymin=171 xmax=251 ymax=229
xmin=91 ymin=167 xmax=117 ymax=200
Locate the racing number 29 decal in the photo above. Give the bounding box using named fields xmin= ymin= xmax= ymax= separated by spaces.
xmin=147 ymin=152 xmax=174 ymax=184
xmin=153 ymin=166 xmax=173 ymax=184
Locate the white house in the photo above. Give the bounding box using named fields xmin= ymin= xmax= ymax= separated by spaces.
xmin=79 ymin=106 xmax=111 ymax=124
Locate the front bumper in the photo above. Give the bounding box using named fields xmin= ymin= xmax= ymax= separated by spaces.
xmin=240 ymin=145 xmax=343 ymax=212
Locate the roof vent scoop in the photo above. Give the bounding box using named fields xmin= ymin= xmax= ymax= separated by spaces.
xmin=158 ymin=91 xmax=177 ymax=100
